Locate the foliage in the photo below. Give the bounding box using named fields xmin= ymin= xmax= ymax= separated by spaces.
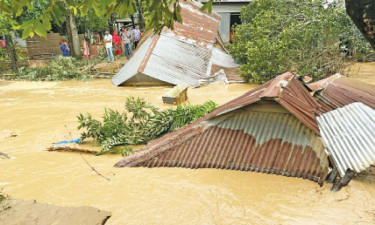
xmin=77 ymin=97 xmax=217 ymax=155
xmin=1 ymin=0 xmax=67 ymax=39
xmin=0 ymin=11 xmax=14 ymax=35
xmin=1 ymin=55 xmax=104 ymax=81
xmin=230 ymin=0 xmax=374 ymax=83
xmin=0 ymin=0 xmax=213 ymax=38
xmin=0 ymin=44 xmax=7 ymax=61
xmin=75 ymin=9 xmax=109 ymax=33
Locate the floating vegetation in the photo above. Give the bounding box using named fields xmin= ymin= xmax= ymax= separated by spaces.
xmin=77 ymin=97 xmax=217 ymax=155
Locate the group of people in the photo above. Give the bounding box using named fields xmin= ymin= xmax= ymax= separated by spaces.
xmin=59 ymin=25 xmax=142 ymax=63
xmin=103 ymin=25 xmax=142 ymax=63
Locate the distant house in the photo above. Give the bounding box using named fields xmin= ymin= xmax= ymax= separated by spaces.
xmin=200 ymin=0 xmax=252 ymax=43
xmin=112 ymin=0 xmax=242 ymax=87
xmin=115 ymin=17 xmax=136 ymax=31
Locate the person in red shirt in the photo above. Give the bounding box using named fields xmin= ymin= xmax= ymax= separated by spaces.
xmin=0 ymin=39 xmax=5 ymax=48
xmin=112 ymin=31 xmax=121 ymax=56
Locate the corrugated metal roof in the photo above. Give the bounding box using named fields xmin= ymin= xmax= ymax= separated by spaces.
xmin=142 ymin=34 xmax=212 ymax=86
xmin=112 ymin=37 xmax=153 ymax=86
xmin=117 ymin=110 xmax=329 ymax=184
xmin=115 ymin=72 xmax=331 ymax=184
xmin=278 ymin=77 xmax=322 ymax=135
xmin=309 ymin=74 xmax=375 ymax=112
xmin=211 ymin=47 xmax=239 ymax=68
xmin=114 ymin=72 xmax=375 ymax=183
xmin=317 ymin=102 xmax=375 ymax=176
xmin=112 ymin=0 xmax=241 ymax=87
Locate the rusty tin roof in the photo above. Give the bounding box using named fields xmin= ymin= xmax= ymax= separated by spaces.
xmin=115 ymin=72 xmax=330 ymax=184
xmin=115 ymin=72 xmax=375 ymax=182
xmin=309 ymin=74 xmax=375 ymax=111
xmin=112 ymin=0 xmax=240 ymax=87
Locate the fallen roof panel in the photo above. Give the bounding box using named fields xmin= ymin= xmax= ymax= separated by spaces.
xmin=317 ymin=102 xmax=375 ymax=176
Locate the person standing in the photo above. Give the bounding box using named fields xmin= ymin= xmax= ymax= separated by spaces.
xmin=0 ymin=39 xmax=5 ymax=48
xmin=95 ymin=32 xmax=101 ymax=44
xmin=59 ymin=39 xmax=70 ymax=57
xmin=103 ymin=28 xmax=114 ymax=63
xmin=132 ymin=25 xmax=142 ymax=49
xmin=82 ymin=33 xmax=90 ymax=60
xmin=112 ymin=31 xmax=121 ymax=56
xmin=121 ymin=26 xmax=132 ymax=59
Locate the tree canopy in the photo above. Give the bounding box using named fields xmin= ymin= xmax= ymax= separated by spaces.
xmin=230 ymin=0 xmax=373 ymax=83
xmin=0 ymin=0 xmax=214 ymax=39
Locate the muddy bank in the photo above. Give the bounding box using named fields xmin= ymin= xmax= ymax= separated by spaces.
xmin=0 ymin=76 xmax=375 ymax=224
xmin=0 ymin=197 xmax=110 ymax=225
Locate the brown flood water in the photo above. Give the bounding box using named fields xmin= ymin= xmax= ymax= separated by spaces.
xmin=1 ymin=78 xmax=375 ymax=225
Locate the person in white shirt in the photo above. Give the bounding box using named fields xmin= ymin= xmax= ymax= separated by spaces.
xmin=103 ymin=28 xmax=114 ymax=63
xmin=132 ymin=25 xmax=142 ymax=49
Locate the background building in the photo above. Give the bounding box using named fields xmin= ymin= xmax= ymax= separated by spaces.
xmin=200 ymin=0 xmax=251 ymax=43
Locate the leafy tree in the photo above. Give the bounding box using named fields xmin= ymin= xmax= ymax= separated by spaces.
xmin=230 ymin=0 xmax=373 ymax=83
xmin=75 ymin=9 xmax=108 ymax=33
xmin=0 ymin=0 xmax=213 ymax=39
xmin=0 ymin=13 xmax=18 ymax=73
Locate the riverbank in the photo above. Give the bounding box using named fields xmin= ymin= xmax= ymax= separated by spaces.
xmin=0 ymin=197 xmax=111 ymax=225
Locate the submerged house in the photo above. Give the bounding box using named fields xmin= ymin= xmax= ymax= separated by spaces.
xmin=115 ymin=72 xmax=375 ymax=185
xmin=112 ymin=0 xmax=241 ymax=87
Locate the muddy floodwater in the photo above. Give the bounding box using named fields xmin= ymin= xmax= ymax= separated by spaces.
xmin=1 ymin=75 xmax=375 ymax=224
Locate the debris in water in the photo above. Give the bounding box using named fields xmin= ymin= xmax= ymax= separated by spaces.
xmin=46 ymin=146 xmax=98 ymax=154
xmin=0 ymin=130 xmax=17 ymax=139
xmin=162 ymin=85 xmax=188 ymax=105
xmin=0 ymin=152 xmax=13 ymax=159
xmin=80 ymin=154 xmax=110 ymax=181
xmin=53 ymin=138 xmax=81 ymax=146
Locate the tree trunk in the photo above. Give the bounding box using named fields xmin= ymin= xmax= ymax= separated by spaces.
xmin=130 ymin=15 xmax=136 ymax=29
xmin=345 ymin=0 xmax=375 ymax=51
xmin=136 ymin=0 xmax=145 ymax=30
xmin=66 ymin=9 xmax=81 ymax=58
xmin=4 ymin=34 xmax=18 ymax=74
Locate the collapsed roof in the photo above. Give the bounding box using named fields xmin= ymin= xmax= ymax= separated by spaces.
xmin=114 ymin=72 xmax=375 ymax=184
xmin=112 ymin=0 xmax=241 ymax=87
xmin=308 ymin=73 xmax=375 ymax=111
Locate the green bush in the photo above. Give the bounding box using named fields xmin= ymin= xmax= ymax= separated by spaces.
xmin=77 ymin=97 xmax=217 ymax=155
xmin=1 ymin=55 xmax=103 ymax=81
xmin=230 ymin=0 xmax=373 ymax=83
